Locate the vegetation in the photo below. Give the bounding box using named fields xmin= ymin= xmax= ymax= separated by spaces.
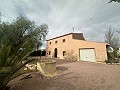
xmin=0 ymin=16 xmax=48 ymax=90
xmin=105 ymin=27 xmax=120 ymax=59
xmin=105 ymin=27 xmax=119 ymax=50
xmin=109 ymin=0 xmax=120 ymax=3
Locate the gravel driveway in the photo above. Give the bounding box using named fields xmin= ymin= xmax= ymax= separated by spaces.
xmin=9 ymin=60 xmax=120 ymax=90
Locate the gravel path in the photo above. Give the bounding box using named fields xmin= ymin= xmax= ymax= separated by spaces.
xmin=9 ymin=60 xmax=120 ymax=90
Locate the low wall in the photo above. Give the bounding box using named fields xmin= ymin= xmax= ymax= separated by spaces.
xmin=37 ymin=60 xmax=56 ymax=74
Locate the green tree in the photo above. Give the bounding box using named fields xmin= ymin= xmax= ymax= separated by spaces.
xmin=0 ymin=16 xmax=48 ymax=90
xmin=109 ymin=0 xmax=120 ymax=3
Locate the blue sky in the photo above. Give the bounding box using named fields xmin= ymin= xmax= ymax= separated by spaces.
xmin=0 ymin=0 xmax=120 ymax=49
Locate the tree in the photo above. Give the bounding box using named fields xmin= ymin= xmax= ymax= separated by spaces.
xmin=105 ymin=27 xmax=119 ymax=50
xmin=105 ymin=27 xmax=120 ymax=59
xmin=0 ymin=16 xmax=48 ymax=90
xmin=109 ymin=0 xmax=120 ymax=3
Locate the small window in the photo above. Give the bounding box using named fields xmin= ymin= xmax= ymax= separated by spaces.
xmin=55 ymin=41 xmax=57 ymax=44
xmin=63 ymin=51 xmax=66 ymax=56
xmin=63 ymin=39 xmax=65 ymax=42
xmin=50 ymin=42 xmax=51 ymax=44
xmin=49 ymin=51 xmax=51 ymax=55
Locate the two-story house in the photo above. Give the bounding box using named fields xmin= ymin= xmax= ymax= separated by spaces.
xmin=46 ymin=33 xmax=108 ymax=62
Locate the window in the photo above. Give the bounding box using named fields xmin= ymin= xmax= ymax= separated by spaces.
xmin=50 ymin=42 xmax=51 ymax=44
xmin=55 ymin=41 xmax=57 ymax=44
xmin=49 ymin=51 xmax=51 ymax=55
xmin=63 ymin=51 xmax=66 ymax=56
xmin=63 ymin=39 xmax=65 ymax=42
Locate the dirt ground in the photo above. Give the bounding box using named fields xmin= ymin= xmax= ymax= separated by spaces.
xmin=9 ymin=59 xmax=120 ymax=90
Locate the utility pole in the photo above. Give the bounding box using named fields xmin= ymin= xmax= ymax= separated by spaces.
xmin=39 ymin=35 xmax=42 ymax=61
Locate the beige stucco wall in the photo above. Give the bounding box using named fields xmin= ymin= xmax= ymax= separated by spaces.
xmin=46 ymin=34 xmax=107 ymax=62
xmin=46 ymin=34 xmax=73 ymax=58
xmin=71 ymin=40 xmax=107 ymax=62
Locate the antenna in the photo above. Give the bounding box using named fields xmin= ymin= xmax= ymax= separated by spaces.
xmin=73 ymin=27 xmax=74 ymax=33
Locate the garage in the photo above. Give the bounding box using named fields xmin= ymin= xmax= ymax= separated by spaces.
xmin=80 ymin=49 xmax=96 ymax=62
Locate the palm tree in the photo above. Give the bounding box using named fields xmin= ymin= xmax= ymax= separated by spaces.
xmin=0 ymin=16 xmax=48 ymax=90
xmin=0 ymin=44 xmax=34 ymax=89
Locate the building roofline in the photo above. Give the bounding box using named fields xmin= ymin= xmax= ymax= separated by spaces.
xmin=46 ymin=33 xmax=83 ymax=41
xmin=74 ymin=39 xmax=108 ymax=44
xmin=46 ymin=33 xmax=108 ymax=44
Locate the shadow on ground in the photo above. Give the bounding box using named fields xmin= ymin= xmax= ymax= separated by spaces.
xmin=56 ymin=66 xmax=68 ymax=72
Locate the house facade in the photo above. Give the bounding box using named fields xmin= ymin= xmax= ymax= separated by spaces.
xmin=46 ymin=33 xmax=108 ymax=62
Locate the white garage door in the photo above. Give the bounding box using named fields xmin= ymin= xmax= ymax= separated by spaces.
xmin=80 ymin=49 xmax=96 ymax=62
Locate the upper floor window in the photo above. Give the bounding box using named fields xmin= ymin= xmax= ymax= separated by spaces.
xmin=50 ymin=42 xmax=51 ymax=45
xmin=63 ymin=39 xmax=65 ymax=43
xmin=55 ymin=41 xmax=57 ymax=44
